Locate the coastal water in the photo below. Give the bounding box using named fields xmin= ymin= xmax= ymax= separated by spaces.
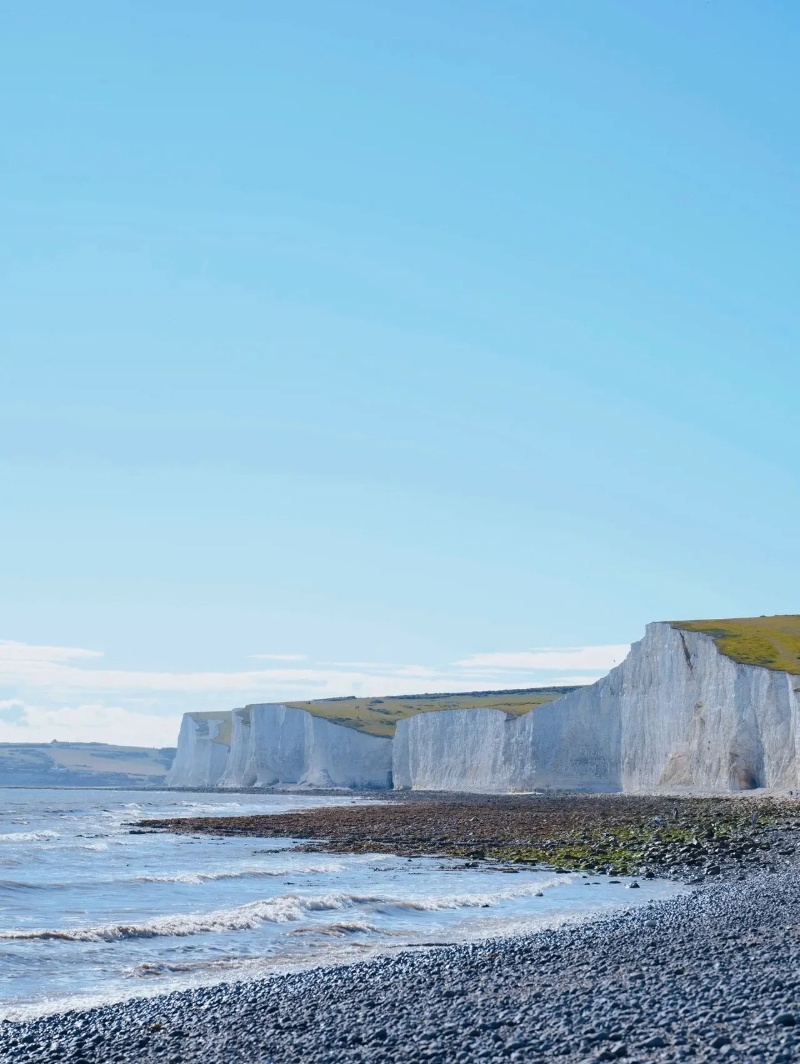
xmin=0 ymin=788 xmax=684 ymax=1020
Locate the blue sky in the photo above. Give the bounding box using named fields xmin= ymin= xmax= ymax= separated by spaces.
xmin=1 ymin=2 xmax=798 ymax=744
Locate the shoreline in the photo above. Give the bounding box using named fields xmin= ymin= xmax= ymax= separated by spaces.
xmin=4 ymin=794 xmax=799 ymax=1062
xmin=2 ymin=868 xmax=799 ymax=1062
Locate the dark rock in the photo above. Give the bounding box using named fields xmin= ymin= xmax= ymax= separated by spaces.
xmin=640 ymin=1035 xmax=668 ymax=1048
xmin=774 ymin=1013 xmax=797 ymax=1027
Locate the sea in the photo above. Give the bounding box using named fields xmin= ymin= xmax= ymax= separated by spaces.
xmin=0 ymin=788 xmax=685 ymax=1020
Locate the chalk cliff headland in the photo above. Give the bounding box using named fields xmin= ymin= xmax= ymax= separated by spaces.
xmin=166 ymin=616 xmax=800 ymax=794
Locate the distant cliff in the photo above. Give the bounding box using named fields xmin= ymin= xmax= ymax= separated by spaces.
xmin=165 ymin=712 xmax=232 ymax=788
xmin=0 ymin=742 xmax=176 ymax=788
xmin=218 ymin=704 xmax=392 ymax=789
xmin=164 ymin=688 xmax=570 ymax=791
xmin=165 ymin=704 xmax=391 ymax=789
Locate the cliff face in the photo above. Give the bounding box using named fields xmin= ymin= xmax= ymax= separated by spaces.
xmin=392 ymin=709 xmax=522 ymax=792
xmin=217 ymin=707 xmax=252 ymax=786
xmin=165 ymin=712 xmax=232 ymax=788
xmin=394 ymin=623 xmax=800 ymax=794
xmin=617 ymin=622 xmax=799 ymax=792
xmin=166 ymin=619 xmax=800 ymax=794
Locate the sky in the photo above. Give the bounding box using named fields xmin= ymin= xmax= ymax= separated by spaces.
xmin=1 ymin=2 xmax=798 ymax=746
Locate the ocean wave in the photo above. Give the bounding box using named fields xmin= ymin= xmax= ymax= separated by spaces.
xmin=137 ymin=862 xmax=344 ymax=885
xmin=0 ymin=891 xmax=380 ymax=942
xmin=0 ymin=877 xmax=573 ymax=943
xmin=375 ymin=876 xmax=574 ymax=913
xmin=290 ymin=920 xmax=377 ymax=937
xmin=0 ymin=878 xmax=51 ymax=891
xmin=0 ymin=831 xmax=59 ymax=844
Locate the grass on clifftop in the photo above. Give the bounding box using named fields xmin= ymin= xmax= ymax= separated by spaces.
xmin=671 ymin=615 xmax=800 ymax=676
xmin=285 ymin=687 xmax=579 ymax=738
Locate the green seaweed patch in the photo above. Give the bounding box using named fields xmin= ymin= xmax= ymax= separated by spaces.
xmin=484 ymin=811 xmax=788 ymax=877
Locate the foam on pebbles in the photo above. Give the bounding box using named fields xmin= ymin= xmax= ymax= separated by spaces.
xmin=2 ymin=867 xmax=799 ymax=1062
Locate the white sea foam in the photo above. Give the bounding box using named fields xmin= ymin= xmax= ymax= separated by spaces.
xmin=377 ymin=875 xmax=574 ymax=913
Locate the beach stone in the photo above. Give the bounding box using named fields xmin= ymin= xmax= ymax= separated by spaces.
xmin=640 ymin=1035 xmax=668 ymax=1048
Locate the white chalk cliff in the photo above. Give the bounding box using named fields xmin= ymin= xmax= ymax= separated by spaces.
xmin=393 ymin=622 xmax=800 ymax=794
xmin=165 ymin=712 xmax=232 ymax=788
xmin=218 ymin=703 xmax=392 ymax=789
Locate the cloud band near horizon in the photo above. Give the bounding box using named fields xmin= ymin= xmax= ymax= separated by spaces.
xmin=0 ymin=638 xmax=631 ymax=747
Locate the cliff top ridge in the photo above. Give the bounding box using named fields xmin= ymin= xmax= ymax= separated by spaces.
xmin=282 ymin=687 xmax=580 ymax=737
xmin=670 ymin=614 xmax=800 ymax=675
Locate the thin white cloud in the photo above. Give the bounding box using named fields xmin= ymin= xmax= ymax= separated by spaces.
xmin=250 ymin=653 xmax=307 ymax=662
xmin=0 ymin=700 xmax=181 ymax=747
xmin=455 ymin=644 xmax=631 ymax=671
xmin=0 ymin=698 xmax=26 ymax=710
xmin=0 ymin=640 xmax=102 ymax=663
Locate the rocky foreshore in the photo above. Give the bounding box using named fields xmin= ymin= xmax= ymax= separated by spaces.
xmin=2 ymin=867 xmax=799 ymax=1063
xmin=138 ymin=793 xmax=800 ymax=881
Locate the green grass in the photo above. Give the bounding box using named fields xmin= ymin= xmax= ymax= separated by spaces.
xmin=284 ymin=687 xmax=579 ymax=737
xmin=671 ymin=615 xmax=800 ymax=675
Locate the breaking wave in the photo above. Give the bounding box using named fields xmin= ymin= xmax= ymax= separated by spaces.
xmin=0 ymin=878 xmax=572 ymax=943
xmin=137 ymin=862 xmax=344 ymax=884
xmin=0 ymin=892 xmax=378 ymax=942
xmin=0 ymin=831 xmax=59 ymax=844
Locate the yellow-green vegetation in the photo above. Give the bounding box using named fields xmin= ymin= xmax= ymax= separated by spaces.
xmin=671 ymin=614 xmax=800 ymax=675
xmin=284 ymin=687 xmax=578 ymax=738
xmin=188 ymin=712 xmax=232 ymax=747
